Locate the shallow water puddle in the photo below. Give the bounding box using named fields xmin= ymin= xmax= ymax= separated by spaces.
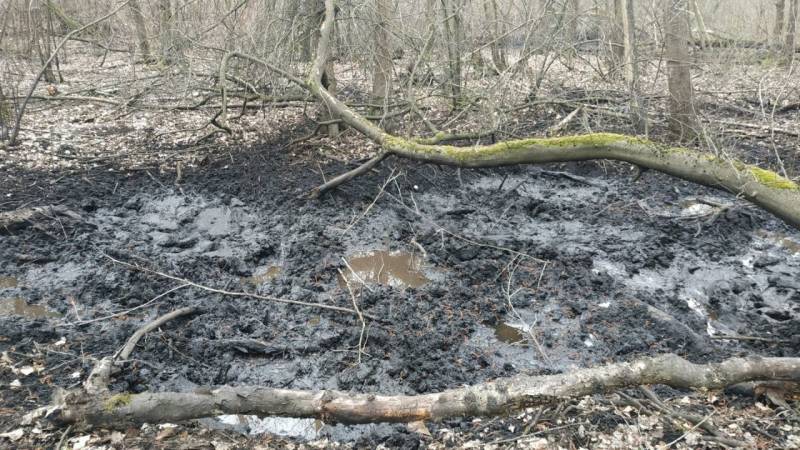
xmin=0 ymin=297 xmax=60 ymax=318
xmin=242 ymin=266 xmax=282 ymax=286
xmin=494 ymin=322 xmax=526 ymax=344
xmin=0 ymin=276 xmax=17 ymax=288
xmin=339 ymin=250 xmax=428 ymax=288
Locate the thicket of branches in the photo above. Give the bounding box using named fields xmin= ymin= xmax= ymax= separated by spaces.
xmin=1 ymin=1 xmax=798 ymax=152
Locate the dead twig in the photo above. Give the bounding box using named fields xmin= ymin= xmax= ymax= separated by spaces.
xmin=101 ymin=252 xmax=373 ymax=320
xmin=339 ymin=269 xmax=367 ymax=364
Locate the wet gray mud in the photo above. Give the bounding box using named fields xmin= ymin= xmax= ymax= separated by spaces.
xmin=1 ymin=143 xmax=799 ymax=446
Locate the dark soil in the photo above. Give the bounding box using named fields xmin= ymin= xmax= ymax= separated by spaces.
xmin=1 ymin=135 xmax=799 ymax=447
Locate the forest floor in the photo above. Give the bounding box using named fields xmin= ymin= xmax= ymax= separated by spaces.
xmin=1 ymin=45 xmax=800 ymax=449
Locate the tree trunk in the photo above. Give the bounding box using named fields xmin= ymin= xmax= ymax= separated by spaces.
xmin=775 ymin=0 xmax=786 ymax=50
xmin=785 ymin=0 xmax=798 ymax=64
xmin=370 ymin=0 xmax=393 ymax=109
xmin=128 ymin=0 xmax=152 ymax=62
xmin=565 ymin=0 xmax=580 ymax=62
xmin=484 ymin=0 xmax=507 ymax=72
xmin=307 ymin=0 xmax=339 ymax=136
xmin=158 ymin=0 xmax=174 ymax=64
xmin=690 ymin=0 xmax=708 ymax=50
xmin=664 ymin=0 xmax=697 ymax=141
xmin=440 ymin=0 xmax=463 ymax=107
xmin=608 ymin=0 xmax=625 ymax=77
xmin=621 ymin=0 xmax=645 ymax=133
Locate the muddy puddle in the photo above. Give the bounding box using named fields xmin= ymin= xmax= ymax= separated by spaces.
xmin=0 ymin=297 xmax=60 ymax=318
xmin=242 ymin=266 xmax=282 ymax=286
xmin=338 ymin=250 xmax=429 ymax=289
xmin=0 ymin=276 xmax=18 ymax=288
xmin=494 ymin=322 xmax=526 ymax=344
xmin=3 ymin=159 xmax=800 ymax=444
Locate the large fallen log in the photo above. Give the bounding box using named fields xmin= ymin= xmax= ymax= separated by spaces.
xmin=50 ymin=354 xmax=800 ymax=428
xmin=299 ymin=0 xmax=800 ymax=231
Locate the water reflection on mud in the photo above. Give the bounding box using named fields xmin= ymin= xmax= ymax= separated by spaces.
xmin=339 ymin=250 xmax=428 ymax=288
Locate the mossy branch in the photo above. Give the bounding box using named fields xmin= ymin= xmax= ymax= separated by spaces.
xmin=297 ymin=0 xmax=800 ymax=230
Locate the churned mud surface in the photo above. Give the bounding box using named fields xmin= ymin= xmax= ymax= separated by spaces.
xmin=1 ymin=138 xmax=799 ymax=447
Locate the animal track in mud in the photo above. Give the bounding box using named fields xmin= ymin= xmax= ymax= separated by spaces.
xmin=1 ymin=158 xmax=799 ymax=442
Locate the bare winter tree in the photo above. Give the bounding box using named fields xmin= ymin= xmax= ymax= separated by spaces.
xmin=620 ymin=0 xmax=645 ymax=133
xmin=786 ymin=0 xmax=799 ymax=64
xmin=371 ymin=0 xmax=394 ymax=110
xmin=483 ymin=0 xmax=507 ymax=72
xmin=440 ymin=0 xmax=464 ymax=107
xmin=128 ymin=0 xmax=151 ymax=62
xmin=775 ymin=0 xmax=787 ymax=50
xmin=664 ymin=0 xmax=697 ymax=140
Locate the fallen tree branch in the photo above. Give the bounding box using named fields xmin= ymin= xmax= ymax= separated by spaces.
xmin=297 ymin=0 xmax=800 ymax=230
xmin=51 ymin=353 xmax=800 ymax=427
xmin=84 ymin=306 xmax=201 ymax=395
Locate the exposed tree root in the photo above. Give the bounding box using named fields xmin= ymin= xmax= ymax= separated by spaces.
xmin=51 ymin=354 xmax=800 ymax=428
xmin=299 ymin=0 xmax=800 ymax=230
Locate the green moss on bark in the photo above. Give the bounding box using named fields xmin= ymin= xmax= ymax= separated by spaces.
xmin=748 ymin=167 xmax=798 ymax=190
xmin=104 ymin=393 xmax=133 ymax=412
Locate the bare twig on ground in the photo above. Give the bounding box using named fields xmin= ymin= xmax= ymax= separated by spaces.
xmin=339 ymin=269 xmax=367 ymax=364
xmin=101 ymin=252 xmax=371 ymax=319
xmin=84 ymin=306 xmax=200 ymax=394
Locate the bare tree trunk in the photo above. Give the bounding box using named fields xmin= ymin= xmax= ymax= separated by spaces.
xmin=775 ymin=0 xmax=786 ymax=50
xmin=128 ymin=0 xmax=151 ymax=62
xmin=484 ymin=0 xmax=507 ymax=72
xmin=664 ymin=0 xmax=697 ymax=141
xmin=441 ymin=0 xmax=463 ymax=107
xmin=158 ymin=0 xmax=174 ymax=64
xmin=690 ymin=0 xmax=708 ymax=50
xmin=565 ymin=0 xmax=580 ymax=63
xmin=786 ymin=0 xmax=798 ymax=64
xmin=30 ymin=4 xmax=56 ymax=84
xmin=0 ymin=87 xmax=9 ymax=141
xmin=607 ymin=0 xmax=625 ymax=77
xmin=621 ymin=0 xmax=644 ymax=133
xmin=307 ymin=0 xmax=339 ymax=136
xmin=371 ymin=0 xmax=393 ymax=109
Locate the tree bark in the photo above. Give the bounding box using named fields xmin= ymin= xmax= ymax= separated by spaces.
xmin=690 ymin=0 xmax=708 ymax=50
xmin=158 ymin=0 xmax=176 ymax=64
xmin=128 ymin=0 xmax=151 ymax=62
xmin=52 ymin=354 xmax=800 ymax=427
xmin=775 ymin=0 xmax=786 ymax=50
xmin=484 ymin=0 xmax=507 ymax=72
xmin=608 ymin=0 xmax=625 ymax=77
xmin=786 ymin=0 xmax=798 ymax=64
xmin=664 ymin=0 xmax=697 ymax=141
xmin=370 ymin=0 xmax=393 ymax=108
xmin=440 ymin=0 xmax=463 ymax=107
xmin=621 ymin=0 xmax=645 ymax=133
